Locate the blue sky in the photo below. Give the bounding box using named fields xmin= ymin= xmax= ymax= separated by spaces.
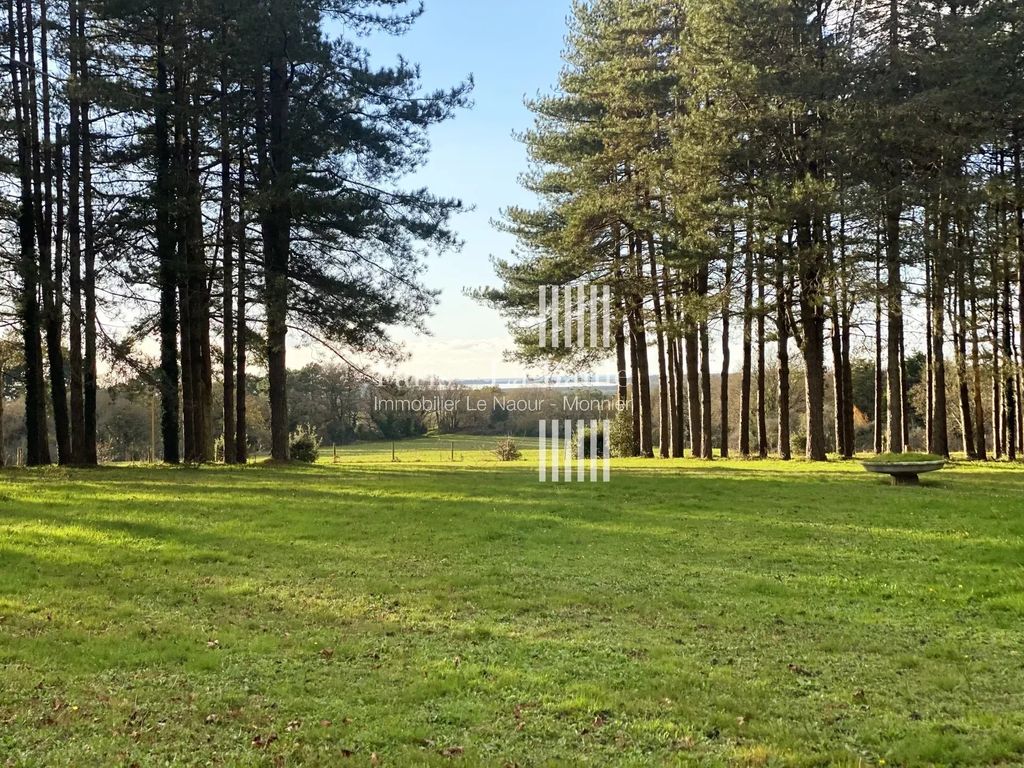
xmin=355 ymin=0 xmax=575 ymax=380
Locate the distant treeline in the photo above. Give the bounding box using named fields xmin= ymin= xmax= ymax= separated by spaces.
xmin=1 ymin=355 xmax=951 ymax=463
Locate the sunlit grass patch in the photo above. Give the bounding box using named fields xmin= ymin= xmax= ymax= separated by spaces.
xmin=1 ymin=448 xmax=1022 ymax=765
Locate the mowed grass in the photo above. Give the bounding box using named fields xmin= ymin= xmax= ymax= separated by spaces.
xmin=1 ymin=440 xmax=1023 ymax=767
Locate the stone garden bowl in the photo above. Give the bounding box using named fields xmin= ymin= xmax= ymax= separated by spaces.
xmin=861 ymin=454 xmax=947 ymax=486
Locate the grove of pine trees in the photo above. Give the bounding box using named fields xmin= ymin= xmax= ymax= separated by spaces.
xmin=1 ymin=0 xmax=468 ymax=465
xmin=486 ymin=0 xmax=1024 ymax=461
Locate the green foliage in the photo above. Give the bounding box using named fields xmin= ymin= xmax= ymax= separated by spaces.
xmin=574 ymin=422 xmax=606 ymax=459
xmin=493 ymin=437 xmax=522 ymax=462
xmin=608 ymin=406 xmax=636 ymax=458
xmin=288 ymin=424 xmax=321 ymax=463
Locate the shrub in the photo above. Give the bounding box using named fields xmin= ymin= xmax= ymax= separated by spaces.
xmin=494 ymin=437 xmax=522 ymax=462
xmin=574 ymin=423 xmax=606 ymax=458
xmin=608 ymin=406 xmax=636 ymax=458
xmin=790 ymin=423 xmax=807 ymax=457
xmin=289 ymin=425 xmax=321 ymax=463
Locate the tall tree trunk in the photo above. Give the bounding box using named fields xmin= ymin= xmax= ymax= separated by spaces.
xmin=775 ymin=244 xmax=790 ymax=460
xmin=1004 ymin=256 xmax=1017 ymax=461
xmin=646 ymin=235 xmax=669 ymax=458
xmin=740 ymin=221 xmax=754 ymax=457
xmin=155 ymin=11 xmax=180 ymax=464
xmin=698 ymin=263 xmax=713 ymax=460
xmin=830 ymin=287 xmax=845 ymax=456
xmin=925 ymin=245 xmax=934 ymax=451
xmin=797 ymin=213 xmax=827 ymax=462
xmin=720 ymin=239 xmax=733 ymax=457
xmin=992 ymin=249 xmax=1002 ymax=459
xmin=930 ymin=204 xmax=949 ymax=457
xmin=263 ymin=28 xmax=291 ymax=462
xmin=67 ymin=0 xmax=85 ymax=463
xmin=173 ymin=44 xmax=200 ymax=463
xmin=954 ymin=268 xmax=976 ymax=458
xmin=220 ymin=17 xmax=236 ymax=464
xmin=79 ymin=1 xmax=97 ymax=465
xmin=699 ymin=317 xmax=712 ymax=460
xmin=666 ymin=331 xmax=679 ymax=457
xmin=899 ymin=327 xmax=910 ymax=449
xmin=885 ymin=192 xmax=905 ymax=453
xmin=874 ymin=241 xmax=884 ymax=454
xmin=235 ymin=128 xmax=248 ymax=464
xmin=32 ymin=0 xmax=71 ymax=464
xmin=1016 ymin=136 xmax=1024 ymax=457
xmin=615 ymin=317 xmax=628 ymax=407
xmin=684 ymin=303 xmax=701 ymax=458
xmin=10 ymin=0 xmax=50 ymax=465
xmin=674 ymin=335 xmax=686 ymax=458
xmin=663 ymin=266 xmax=683 ymax=457
xmin=838 ymin=205 xmax=855 ymax=458
xmin=0 ymin=360 xmax=5 ymax=467
xmin=969 ymin=263 xmax=988 ymax=460
xmin=188 ymin=95 xmax=212 ymax=462
xmin=629 ymin=324 xmax=642 ymax=454
xmin=827 ymin=218 xmax=845 ymax=456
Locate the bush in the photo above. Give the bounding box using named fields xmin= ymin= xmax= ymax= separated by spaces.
xmin=289 ymin=424 xmax=321 ymax=463
xmin=608 ymin=406 xmax=636 ymax=458
xmin=574 ymin=422 xmax=606 ymax=458
xmin=790 ymin=423 xmax=807 ymax=457
xmin=494 ymin=437 xmax=522 ymax=461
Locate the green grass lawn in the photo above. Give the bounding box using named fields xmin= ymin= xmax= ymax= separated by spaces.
xmin=2 ymin=440 xmax=1023 ymax=766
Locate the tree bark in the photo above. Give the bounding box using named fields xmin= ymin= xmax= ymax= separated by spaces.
xmin=740 ymin=222 xmax=754 ymax=457
xmin=10 ymin=0 xmax=50 ymax=465
xmin=874 ymin=240 xmax=884 ymax=454
xmin=953 ymin=263 xmax=976 ymax=458
xmin=774 ymin=244 xmax=790 ymax=460
xmin=646 ymin=235 xmax=669 ymax=458
xmin=720 ymin=238 xmax=733 ymax=457
xmin=684 ymin=302 xmax=701 ymax=458
xmin=930 ymin=206 xmax=949 ymax=458
xmin=796 ymin=212 xmax=827 ymax=462
xmin=67 ymin=0 xmax=85 ymax=464
xmin=969 ymin=263 xmax=988 ymax=460
xmin=263 ymin=27 xmax=291 ymax=462
xmin=235 ymin=127 xmax=248 ymax=464
xmin=1003 ymin=256 xmax=1017 ymax=461
xmin=885 ymin=193 xmax=905 ymax=453
xmin=79 ymin=1 xmax=97 ymax=464
xmin=155 ymin=10 xmax=180 ymax=464
xmin=32 ymin=0 xmax=71 ymax=464
xmin=220 ymin=23 xmax=236 ymax=464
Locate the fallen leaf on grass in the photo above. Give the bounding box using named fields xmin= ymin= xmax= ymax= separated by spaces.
xmin=251 ymin=732 xmax=278 ymax=748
